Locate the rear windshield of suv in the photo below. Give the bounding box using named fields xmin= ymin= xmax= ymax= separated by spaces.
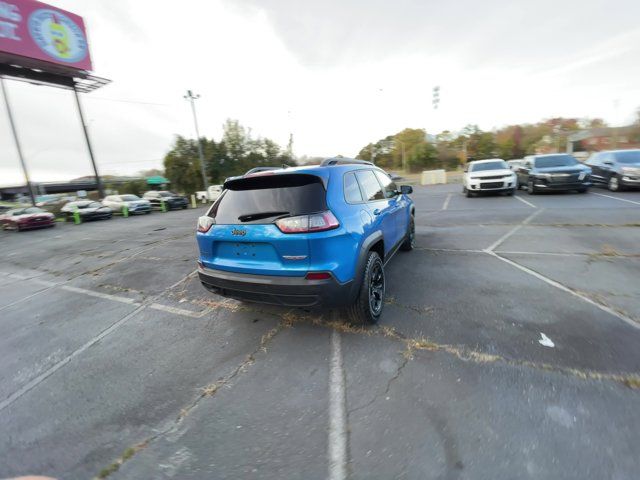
xmin=211 ymin=174 xmax=327 ymax=224
xmin=534 ymin=155 xmax=577 ymax=168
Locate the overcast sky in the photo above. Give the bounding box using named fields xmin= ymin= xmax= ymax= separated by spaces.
xmin=2 ymin=0 xmax=640 ymax=186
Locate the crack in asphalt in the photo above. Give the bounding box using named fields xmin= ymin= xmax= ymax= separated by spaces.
xmin=93 ymin=313 xmax=292 ymax=479
xmin=347 ymin=354 xmax=410 ymax=416
xmin=280 ymin=314 xmax=640 ymax=391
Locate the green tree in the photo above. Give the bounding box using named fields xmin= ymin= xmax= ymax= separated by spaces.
xmin=163 ymin=135 xmax=205 ymax=193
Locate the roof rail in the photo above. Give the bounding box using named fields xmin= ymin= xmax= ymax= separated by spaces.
xmin=320 ymin=157 xmax=373 ymax=167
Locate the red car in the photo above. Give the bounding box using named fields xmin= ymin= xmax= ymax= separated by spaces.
xmin=1 ymin=207 xmax=56 ymax=231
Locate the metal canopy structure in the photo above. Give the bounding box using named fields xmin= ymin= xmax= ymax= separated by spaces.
xmin=0 ymin=0 xmax=110 ymax=205
xmin=0 ymin=63 xmax=110 ymax=93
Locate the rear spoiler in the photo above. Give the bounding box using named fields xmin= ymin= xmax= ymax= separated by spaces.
xmin=223 ymin=173 xmax=327 ymax=191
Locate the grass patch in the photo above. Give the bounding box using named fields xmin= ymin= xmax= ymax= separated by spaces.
xmin=95 ymin=442 xmax=148 ymax=479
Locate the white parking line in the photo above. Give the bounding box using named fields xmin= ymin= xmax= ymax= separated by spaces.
xmin=0 ymin=304 xmax=146 ymax=413
xmin=0 ymin=270 xmax=198 ymax=412
xmin=592 ymin=192 xmax=640 ymax=206
xmin=61 ymin=285 xmax=140 ymax=305
xmin=149 ymin=303 xmax=210 ymax=318
xmin=488 ymin=251 xmax=640 ymax=330
xmin=441 ymin=193 xmax=452 ymax=210
xmin=513 ymin=195 xmax=536 ymax=208
xmin=484 ymin=209 xmax=544 ymax=252
xmin=328 ymin=320 xmax=347 ymax=480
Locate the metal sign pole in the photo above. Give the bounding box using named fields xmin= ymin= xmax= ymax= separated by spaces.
xmin=73 ymin=83 xmax=104 ymax=199
xmin=1 ymin=76 xmax=36 ymax=206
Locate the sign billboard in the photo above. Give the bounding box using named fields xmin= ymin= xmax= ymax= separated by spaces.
xmin=0 ymin=0 xmax=92 ymax=73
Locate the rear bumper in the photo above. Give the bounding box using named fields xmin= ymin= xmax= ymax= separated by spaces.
xmin=198 ymin=265 xmax=353 ymax=308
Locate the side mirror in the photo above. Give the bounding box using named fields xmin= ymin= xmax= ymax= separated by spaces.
xmin=400 ymin=185 xmax=413 ymax=195
xmin=603 ymin=160 xmax=614 ymax=166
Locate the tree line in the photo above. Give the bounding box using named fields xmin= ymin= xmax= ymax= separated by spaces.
xmin=355 ymin=116 xmax=637 ymax=172
xmin=161 ymin=113 xmax=640 ymax=193
xmin=163 ymin=119 xmax=293 ymax=192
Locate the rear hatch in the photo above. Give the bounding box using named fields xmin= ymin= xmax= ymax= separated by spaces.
xmin=202 ymin=173 xmax=327 ymax=276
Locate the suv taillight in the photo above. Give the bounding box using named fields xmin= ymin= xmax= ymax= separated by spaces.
xmin=197 ymin=216 xmax=215 ymax=233
xmin=275 ymin=210 xmax=339 ymax=234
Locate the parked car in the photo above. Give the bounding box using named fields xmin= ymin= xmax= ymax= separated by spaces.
xmin=585 ymin=149 xmax=640 ymax=191
xmin=143 ymin=191 xmax=189 ymax=210
xmin=0 ymin=207 xmax=55 ymax=231
xmin=516 ymin=154 xmax=591 ymax=194
xmin=507 ymin=159 xmax=524 ymax=172
xmin=60 ymin=201 xmax=112 ymax=221
xmin=207 ymin=185 xmax=223 ymax=202
xmin=102 ymin=194 xmax=151 ymax=214
xmin=196 ymin=158 xmax=415 ymax=324
xmin=463 ymin=159 xmax=517 ymax=197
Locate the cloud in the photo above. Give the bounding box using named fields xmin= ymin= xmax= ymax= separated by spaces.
xmin=2 ymin=0 xmax=640 ymax=186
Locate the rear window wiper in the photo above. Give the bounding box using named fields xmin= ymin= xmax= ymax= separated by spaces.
xmin=238 ymin=211 xmax=290 ymax=222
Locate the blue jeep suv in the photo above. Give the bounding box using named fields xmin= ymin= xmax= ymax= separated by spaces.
xmin=196 ymin=158 xmax=415 ymax=324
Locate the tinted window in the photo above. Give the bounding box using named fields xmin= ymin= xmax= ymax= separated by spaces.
xmin=120 ymin=195 xmax=140 ymax=201
xmin=613 ymin=151 xmax=640 ymax=164
xmin=355 ymin=170 xmax=385 ymax=201
xmin=534 ymin=155 xmax=577 ymax=168
xmin=344 ymin=172 xmax=363 ymax=203
xmin=374 ymin=170 xmax=398 ymax=198
xmin=470 ymin=161 xmax=508 ymax=171
xmin=212 ymin=174 xmax=327 ymax=224
xmin=24 ymin=207 xmax=44 ymax=214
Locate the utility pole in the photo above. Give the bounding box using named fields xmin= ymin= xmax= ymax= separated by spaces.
xmin=184 ymin=90 xmax=209 ymax=191
xmin=1 ymin=76 xmax=36 ymax=206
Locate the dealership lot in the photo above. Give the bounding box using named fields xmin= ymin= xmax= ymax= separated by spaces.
xmin=1 ymin=186 xmax=640 ymax=479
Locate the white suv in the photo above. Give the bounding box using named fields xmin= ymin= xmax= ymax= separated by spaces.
xmin=463 ymin=159 xmax=517 ymax=197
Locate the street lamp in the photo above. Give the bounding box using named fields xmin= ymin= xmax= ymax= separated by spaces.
xmin=184 ymin=90 xmax=209 ymax=191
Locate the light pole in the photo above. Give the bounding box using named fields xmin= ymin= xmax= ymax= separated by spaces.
xmin=184 ymin=90 xmax=209 ymax=191
xmin=394 ymin=139 xmax=407 ymax=172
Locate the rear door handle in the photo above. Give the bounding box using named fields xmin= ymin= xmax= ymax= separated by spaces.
xmin=373 ymin=209 xmax=381 ymax=216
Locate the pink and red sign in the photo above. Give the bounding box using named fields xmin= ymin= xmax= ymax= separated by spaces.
xmin=0 ymin=0 xmax=92 ymax=72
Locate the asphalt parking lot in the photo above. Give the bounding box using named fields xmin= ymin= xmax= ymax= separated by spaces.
xmin=1 ymin=185 xmax=640 ymax=480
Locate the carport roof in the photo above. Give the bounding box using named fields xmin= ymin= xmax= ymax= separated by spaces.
xmin=146 ymin=176 xmax=170 ymax=185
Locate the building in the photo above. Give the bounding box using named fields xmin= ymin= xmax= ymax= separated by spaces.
xmin=567 ymin=126 xmax=640 ymax=155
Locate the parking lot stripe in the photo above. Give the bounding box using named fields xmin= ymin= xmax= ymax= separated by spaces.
xmin=441 ymin=193 xmax=452 ymax=210
xmin=488 ymin=251 xmax=640 ymax=330
xmin=0 ymin=305 xmax=146 ymax=413
xmin=149 ymin=303 xmax=210 ymax=318
xmin=328 ymin=321 xmax=348 ymax=480
xmin=484 ymin=209 xmax=544 ymax=252
xmin=513 ymin=195 xmax=536 ymax=208
xmin=61 ymin=285 xmax=140 ymax=305
xmin=592 ymin=192 xmax=640 ymax=206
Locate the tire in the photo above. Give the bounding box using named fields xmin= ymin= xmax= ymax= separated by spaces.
xmin=608 ymin=175 xmax=622 ymax=192
xmin=507 ymin=188 xmax=515 ymax=196
xmin=527 ymin=179 xmax=537 ymax=195
xmin=400 ymin=215 xmax=415 ymax=251
xmin=347 ymin=251 xmax=385 ymax=325
xmin=465 ymin=188 xmax=472 ymax=198
xmin=145 ymin=210 xmax=151 ymax=214
xmin=577 ymin=188 xmax=588 ymax=193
